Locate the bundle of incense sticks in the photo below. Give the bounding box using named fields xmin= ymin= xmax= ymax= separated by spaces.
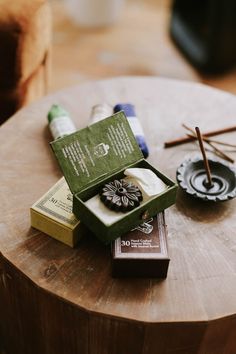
xmin=164 ymin=124 xmax=236 ymax=163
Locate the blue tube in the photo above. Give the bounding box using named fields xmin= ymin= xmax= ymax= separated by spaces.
xmin=113 ymin=103 xmax=149 ymax=158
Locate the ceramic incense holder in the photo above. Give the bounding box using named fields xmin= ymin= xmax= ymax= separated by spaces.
xmin=100 ymin=179 xmax=143 ymax=212
xmin=176 ymin=156 xmax=236 ymax=201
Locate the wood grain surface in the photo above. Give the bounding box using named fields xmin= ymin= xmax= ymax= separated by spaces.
xmin=1 ymin=77 xmax=236 ymax=353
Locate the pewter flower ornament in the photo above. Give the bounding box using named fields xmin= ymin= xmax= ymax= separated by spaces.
xmin=100 ymin=179 xmax=143 ymax=212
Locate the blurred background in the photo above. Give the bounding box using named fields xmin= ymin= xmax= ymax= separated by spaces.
xmin=1 ymin=0 xmax=236 ymax=124
xmin=49 ymin=0 xmax=236 ymax=93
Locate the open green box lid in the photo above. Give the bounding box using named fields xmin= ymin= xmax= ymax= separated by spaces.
xmin=50 ymin=111 xmax=144 ymax=195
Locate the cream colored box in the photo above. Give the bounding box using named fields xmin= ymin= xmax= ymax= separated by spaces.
xmin=30 ymin=177 xmax=82 ymax=247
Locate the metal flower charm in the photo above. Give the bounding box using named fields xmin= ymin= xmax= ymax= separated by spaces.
xmin=100 ymin=179 xmax=143 ymax=212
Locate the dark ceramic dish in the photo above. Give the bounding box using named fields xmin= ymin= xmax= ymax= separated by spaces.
xmin=176 ymin=156 xmax=236 ymax=202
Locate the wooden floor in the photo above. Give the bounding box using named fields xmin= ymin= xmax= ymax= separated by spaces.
xmin=49 ymin=0 xmax=236 ymax=95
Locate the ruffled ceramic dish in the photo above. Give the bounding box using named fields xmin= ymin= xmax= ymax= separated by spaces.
xmin=176 ymin=156 xmax=236 ymax=202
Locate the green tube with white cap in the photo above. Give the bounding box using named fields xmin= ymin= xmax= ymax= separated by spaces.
xmin=47 ymin=104 xmax=77 ymax=140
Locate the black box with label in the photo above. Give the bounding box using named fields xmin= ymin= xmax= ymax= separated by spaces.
xmin=111 ymin=212 xmax=170 ymax=278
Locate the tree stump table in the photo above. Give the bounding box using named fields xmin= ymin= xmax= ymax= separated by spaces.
xmin=1 ymin=77 xmax=236 ymax=354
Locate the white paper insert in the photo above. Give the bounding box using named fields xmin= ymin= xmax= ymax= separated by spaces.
xmin=124 ymin=168 xmax=167 ymax=196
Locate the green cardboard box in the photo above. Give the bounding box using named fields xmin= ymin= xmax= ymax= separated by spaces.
xmin=50 ymin=112 xmax=177 ymax=244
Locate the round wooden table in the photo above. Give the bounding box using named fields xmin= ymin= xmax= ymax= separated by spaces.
xmin=1 ymin=77 xmax=236 ymax=354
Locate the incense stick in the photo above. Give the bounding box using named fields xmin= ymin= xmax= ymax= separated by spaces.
xmin=195 ymin=127 xmax=213 ymax=188
xmin=183 ymin=124 xmax=234 ymax=163
xmin=201 ymin=138 xmax=236 ymax=148
xmin=164 ymin=125 xmax=236 ymax=148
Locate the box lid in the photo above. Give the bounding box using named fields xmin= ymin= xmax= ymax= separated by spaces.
xmin=50 ymin=112 xmax=143 ymax=195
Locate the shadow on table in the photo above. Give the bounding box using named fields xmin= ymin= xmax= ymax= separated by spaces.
xmin=175 ymin=188 xmax=234 ymax=223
